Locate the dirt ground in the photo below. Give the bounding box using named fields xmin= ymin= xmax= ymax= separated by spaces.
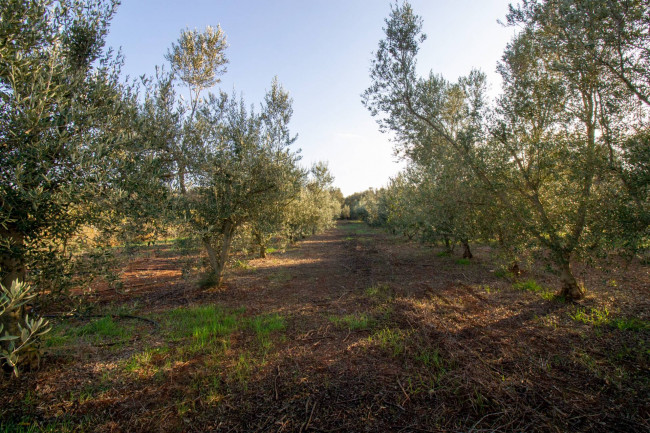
xmin=1 ymin=221 xmax=649 ymax=432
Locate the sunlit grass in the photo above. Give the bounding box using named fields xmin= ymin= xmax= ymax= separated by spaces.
xmin=570 ymin=307 xmax=650 ymax=332
xmin=369 ymin=327 xmax=409 ymax=356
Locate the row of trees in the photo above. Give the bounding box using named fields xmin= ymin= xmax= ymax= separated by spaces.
xmin=1 ymin=0 xmax=340 ymax=372
xmin=362 ymin=0 xmax=649 ymax=300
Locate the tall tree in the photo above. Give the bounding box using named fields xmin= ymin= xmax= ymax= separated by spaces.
xmin=363 ymin=1 xmax=648 ymax=299
xmin=165 ymin=25 xmax=228 ymax=194
xmin=0 ymin=0 xmax=123 ymax=291
xmin=0 ymin=0 xmax=126 ymax=368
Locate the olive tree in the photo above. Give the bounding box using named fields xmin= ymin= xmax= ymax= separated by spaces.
xmin=190 ymin=82 xmax=302 ymax=286
xmin=364 ymin=1 xmax=648 ymax=299
xmin=165 ymin=25 xmax=228 ymax=194
xmin=0 ymin=0 xmax=126 ymax=368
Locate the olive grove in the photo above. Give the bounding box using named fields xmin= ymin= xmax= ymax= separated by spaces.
xmin=363 ymin=0 xmax=649 ymax=300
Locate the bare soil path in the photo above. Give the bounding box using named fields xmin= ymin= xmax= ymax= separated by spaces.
xmin=1 ymin=221 xmax=648 ymax=432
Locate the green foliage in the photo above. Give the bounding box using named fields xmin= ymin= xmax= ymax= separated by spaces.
xmin=0 ymin=0 xmax=145 ymax=299
xmin=166 ymin=25 xmax=228 ymax=93
xmin=343 ymin=188 xmax=386 ymax=226
xmin=456 ymin=258 xmax=470 ymax=265
xmin=363 ymin=0 xmax=650 ymax=300
xmin=0 ymin=281 xmax=50 ymax=376
xmin=283 ymin=163 xmax=341 ymax=242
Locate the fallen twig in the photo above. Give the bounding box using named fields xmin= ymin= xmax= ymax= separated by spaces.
xmin=274 ymin=365 xmax=280 ymax=400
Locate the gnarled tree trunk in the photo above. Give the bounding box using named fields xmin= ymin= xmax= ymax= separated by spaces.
xmin=461 ymin=238 xmax=473 ymax=259
xmin=202 ymin=220 xmax=237 ymax=287
xmin=554 ymin=251 xmax=585 ymax=300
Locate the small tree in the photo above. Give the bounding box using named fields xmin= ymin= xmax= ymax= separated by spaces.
xmin=190 ymin=83 xmax=302 ymax=286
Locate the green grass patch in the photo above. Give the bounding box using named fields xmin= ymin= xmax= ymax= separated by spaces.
xmin=436 ymin=250 xmax=451 ymax=257
xmin=76 ymin=316 xmax=129 ymax=339
xmin=44 ymin=329 xmax=73 ymax=348
xmin=197 ymin=272 xmax=220 ymax=289
xmin=247 ymin=313 xmax=286 ymax=352
xmin=455 ymin=258 xmax=470 ymax=265
xmin=0 ymin=420 xmax=80 ymax=433
xmin=415 ymin=346 xmax=445 ymax=371
xmin=570 ymin=307 xmax=650 ymax=332
xmin=365 ymin=283 xmax=392 ymax=300
xmin=513 ymin=279 xmax=559 ymax=301
xmin=369 ymin=327 xmax=409 ymax=356
xmin=124 ymin=346 xmax=170 ymax=373
xmin=265 ymin=247 xmax=278 ymax=254
xmin=570 ymin=307 xmax=611 ymax=327
xmin=231 ymin=352 xmax=253 ymax=386
xmin=46 ymin=314 xmax=138 ymax=348
xmin=329 ymin=313 xmax=373 ymax=330
xmin=494 ymin=269 xmax=515 ymax=279
xmin=609 ymin=317 xmax=650 ymax=332
xmin=340 ymin=221 xmax=376 ymax=235
xmin=161 ymin=305 xmax=240 ymax=352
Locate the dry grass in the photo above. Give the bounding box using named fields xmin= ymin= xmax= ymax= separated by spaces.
xmin=1 ymin=221 xmax=648 ymax=432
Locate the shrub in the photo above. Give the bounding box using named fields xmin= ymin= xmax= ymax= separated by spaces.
xmin=0 ymin=281 xmax=50 ymax=376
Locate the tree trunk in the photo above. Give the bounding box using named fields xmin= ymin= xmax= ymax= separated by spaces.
xmin=254 ymin=232 xmax=266 ymax=259
xmin=461 ymin=239 xmax=473 ymax=259
xmin=555 ymin=252 xmax=585 ymax=300
xmin=443 ymin=236 xmax=452 ymax=254
xmin=201 ymin=221 xmax=236 ymax=288
xmin=202 ymin=237 xmax=219 ymax=277
xmin=214 ymin=222 xmax=235 ymax=287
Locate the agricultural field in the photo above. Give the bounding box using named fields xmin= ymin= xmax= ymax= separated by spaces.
xmin=1 ymin=221 xmax=648 ymax=432
xmin=2 ymin=1 xmax=649 ymax=432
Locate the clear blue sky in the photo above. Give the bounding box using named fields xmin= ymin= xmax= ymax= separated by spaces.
xmin=106 ymin=0 xmax=515 ymax=196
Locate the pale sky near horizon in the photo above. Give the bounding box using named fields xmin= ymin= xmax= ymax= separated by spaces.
xmin=106 ymin=0 xmax=516 ymax=196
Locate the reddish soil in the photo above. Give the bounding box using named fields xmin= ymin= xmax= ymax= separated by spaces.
xmin=1 ymin=221 xmax=649 ymax=432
